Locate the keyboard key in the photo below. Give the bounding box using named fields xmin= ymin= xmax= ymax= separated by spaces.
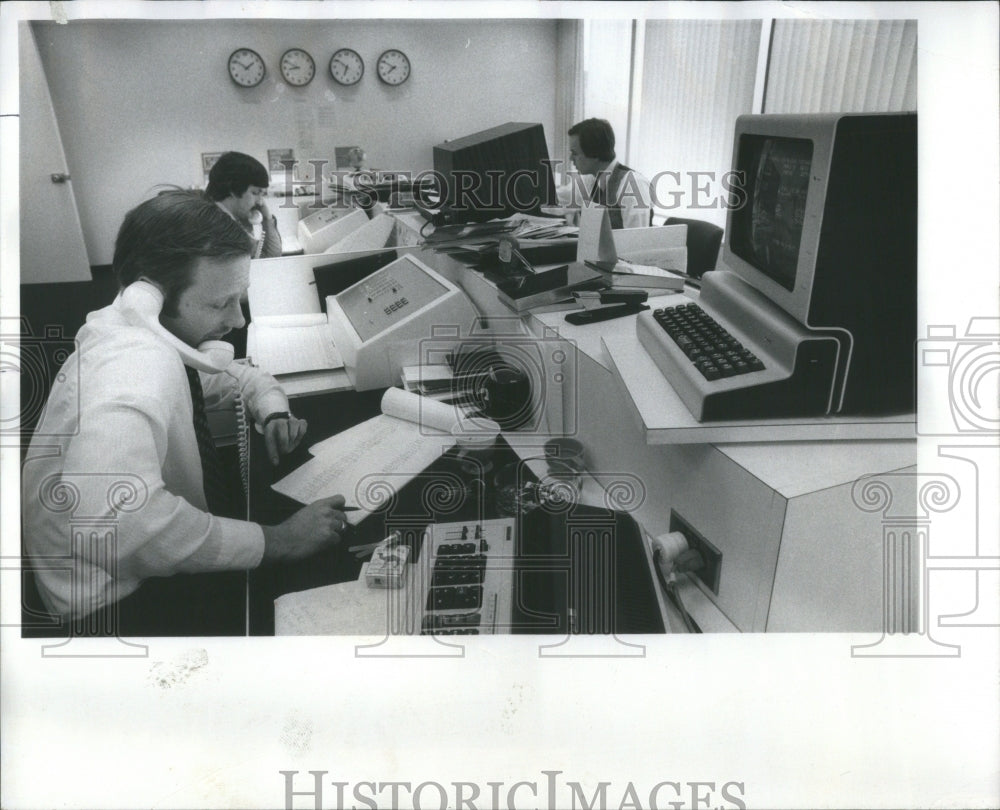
xmin=653 ymin=304 xmax=767 ymax=381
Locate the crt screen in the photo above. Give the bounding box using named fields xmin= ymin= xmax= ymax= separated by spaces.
xmin=730 ymin=135 xmax=812 ymax=291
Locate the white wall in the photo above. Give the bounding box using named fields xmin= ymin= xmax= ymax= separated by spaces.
xmin=32 ymin=18 xmax=559 ymax=267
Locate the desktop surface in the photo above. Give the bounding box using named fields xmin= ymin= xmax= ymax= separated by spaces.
xmin=248 ymin=392 xmax=665 ymax=636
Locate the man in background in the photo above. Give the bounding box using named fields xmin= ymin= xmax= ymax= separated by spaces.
xmin=206 ymin=151 xmax=283 ymax=258
xmin=567 ymin=118 xmax=653 ymax=229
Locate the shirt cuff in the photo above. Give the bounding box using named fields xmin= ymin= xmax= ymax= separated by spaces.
xmin=255 ymin=389 xmax=290 ymax=419
xmin=210 ymin=518 xmax=266 ymax=570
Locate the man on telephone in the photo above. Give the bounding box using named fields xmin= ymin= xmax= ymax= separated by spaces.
xmin=206 ymin=151 xmax=283 ymax=259
xmin=22 ymin=190 xmax=346 ymax=635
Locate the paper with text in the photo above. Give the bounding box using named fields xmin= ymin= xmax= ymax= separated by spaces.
xmin=272 ymin=415 xmax=454 ymax=523
xmin=248 ymin=321 xmax=344 ymax=375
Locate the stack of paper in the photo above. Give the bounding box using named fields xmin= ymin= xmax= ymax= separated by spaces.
xmin=249 ymin=314 xmax=343 ymax=375
xmin=247 ymin=256 xmax=348 ymax=395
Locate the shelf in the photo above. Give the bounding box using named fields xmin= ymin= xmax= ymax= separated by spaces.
xmin=601 ymin=332 xmax=916 ymax=445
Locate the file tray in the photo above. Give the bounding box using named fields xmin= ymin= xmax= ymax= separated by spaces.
xmin=601 ymin=333 xmax=915 ymax=445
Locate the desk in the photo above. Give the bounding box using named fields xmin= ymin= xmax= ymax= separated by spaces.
xmin=246 ymin=222 xmax=917 ymax=632
xmin=246 ymin=391 xmax=668 ymax=636
xmin=368 ymin=230 xmax=918 ymax=632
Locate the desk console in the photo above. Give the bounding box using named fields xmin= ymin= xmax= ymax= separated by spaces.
xmin=417 ymin=519 xmax=515 ymax=635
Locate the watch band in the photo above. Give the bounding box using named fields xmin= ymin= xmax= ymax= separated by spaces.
xmin=261 ymin=411 xmax=291 ymax=428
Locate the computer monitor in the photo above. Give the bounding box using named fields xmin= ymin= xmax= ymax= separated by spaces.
xmin=723 ymin=112 xmax=917 ymax=413
xmin=431 ymin=122 xmax=557 ymax=225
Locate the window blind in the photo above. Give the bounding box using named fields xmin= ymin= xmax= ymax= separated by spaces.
xmin=632 ymin=19 xmax=761 ymax=228
xmin=765 ymin=19 xmax=917 ymax=114
xmin=580 ymin=18 xmax=633 ymax=168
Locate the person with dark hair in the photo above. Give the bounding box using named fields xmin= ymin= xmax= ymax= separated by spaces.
xmin=22 ymin=190 xmax=345 ymax=635
xmin=205 ymin=151 xmax=283 ymax=258
xmin=567 ymin=118 xmax=653 ymax=229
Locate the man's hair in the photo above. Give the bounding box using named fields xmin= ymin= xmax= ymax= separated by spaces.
xmin=205 ymin=151 xmax=270 ymax=201
xmin=113 ymin=190 xmax=252 ymax=313
xmin=568 ymin=118 xmax=616 ymax=162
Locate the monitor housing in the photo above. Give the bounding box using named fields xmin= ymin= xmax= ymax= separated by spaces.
xmin=431 ymin=122 xmax=557 ymax=225
xmin=722 ymin=112 xmax=917 ymax=413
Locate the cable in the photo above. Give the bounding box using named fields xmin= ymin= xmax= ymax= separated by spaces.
xmin=652 ymin=547 xmax=702 ymax=633
xmin=224 ymin=364 xmax=253 ymax=521
xmin=233 ymin=390 xmax=249 ymax=507
xmin=651 ymin=532 xmax=704 ymax=634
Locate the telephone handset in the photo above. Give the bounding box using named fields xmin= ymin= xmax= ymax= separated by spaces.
xmin=120 ymin=280 xmax=234 ymax=374
xmin=121 ymin=279 xmax=251 ymax=511
xmin=248 ymin=208 xmax=264 ymax=259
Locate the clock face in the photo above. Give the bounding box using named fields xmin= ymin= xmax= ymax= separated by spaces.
xmin=280 ymin=48 xmax=316 ymax=86
xmin=228 ymin=48 xmax=265 ymax=88
xmin=376 ymin=49 xmax=411 ymax=86
xmin=329 ymin=48 xmax=364 ymax=86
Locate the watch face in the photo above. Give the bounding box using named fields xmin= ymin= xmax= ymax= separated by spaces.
xmin=377 ymin=49 xmax=411 ymax=85
xmin=280 ymin=48 xmax=316 ymax=86
xmin=329 ymin=48 xmax=364 ymax=86
xmin=228 ymin=48 xmax=266 ymax=88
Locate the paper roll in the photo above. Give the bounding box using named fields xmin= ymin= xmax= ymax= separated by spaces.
xmin=380 ymin=387 xmax=499 ymax=438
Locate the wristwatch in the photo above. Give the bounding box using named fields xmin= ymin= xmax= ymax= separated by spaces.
xmin=262 ymin=411 xmax=291 ymax=427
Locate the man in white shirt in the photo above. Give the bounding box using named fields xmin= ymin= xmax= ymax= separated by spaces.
xmin=22 ymin=190 xmax=345 ymax=635
xmin=568 ymin=118 xmax=654 ymax=229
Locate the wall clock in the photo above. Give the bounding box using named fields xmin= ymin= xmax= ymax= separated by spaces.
xmin=376 ymin=49 xmax=411 ymax=86
xmin=329 ymin=48 xmax=365 ymax=86
xmin=228 ymin=48 xmax=266 ymax=88
xmin=280 ymin=48 xmax=316 ymax=86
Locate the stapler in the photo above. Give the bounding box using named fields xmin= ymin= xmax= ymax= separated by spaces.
xmin=564 ymin=289 xmax=650 ymax=325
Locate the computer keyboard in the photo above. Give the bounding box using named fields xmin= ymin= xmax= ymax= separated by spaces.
xmin=635 ymin=286 xmax=841 ymax=421
xmin=652 ymin=303 xmax=766 ymax=381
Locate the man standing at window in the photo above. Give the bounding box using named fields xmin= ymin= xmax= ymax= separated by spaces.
xmin=568 ymin=118 xmax=653 ymax=229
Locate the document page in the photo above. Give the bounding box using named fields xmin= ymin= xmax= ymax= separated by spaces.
xmin=271 ymin=414 xmax=454 ymax=523
xmin=271 ymin=388 xmax=498 ymax=523
xmin=249 ymin=320 xmax=344 ymax=375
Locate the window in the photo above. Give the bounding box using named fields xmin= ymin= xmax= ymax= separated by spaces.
xmin=765 ymin=19 xmax=917 ymax=114
xmin=633 ymin=20 xmax=761 ymax=227
xmin=571 ymin=16 xmax=917 ymax=230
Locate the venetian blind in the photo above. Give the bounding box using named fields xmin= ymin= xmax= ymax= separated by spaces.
xmin=765 ymin=19 xmax=917 ymax=114
xmin=632 ymin=19 xmax=762 ymax=228
xmin=580 ymin=18 xmax=633 ymax=172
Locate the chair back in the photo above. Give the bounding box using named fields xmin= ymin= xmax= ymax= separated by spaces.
xmin=664 ymin=217 xmax=723 ymax=278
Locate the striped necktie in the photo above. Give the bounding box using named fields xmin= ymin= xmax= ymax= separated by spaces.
xmin=185 ymin=366 xmax=236 ymax=518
